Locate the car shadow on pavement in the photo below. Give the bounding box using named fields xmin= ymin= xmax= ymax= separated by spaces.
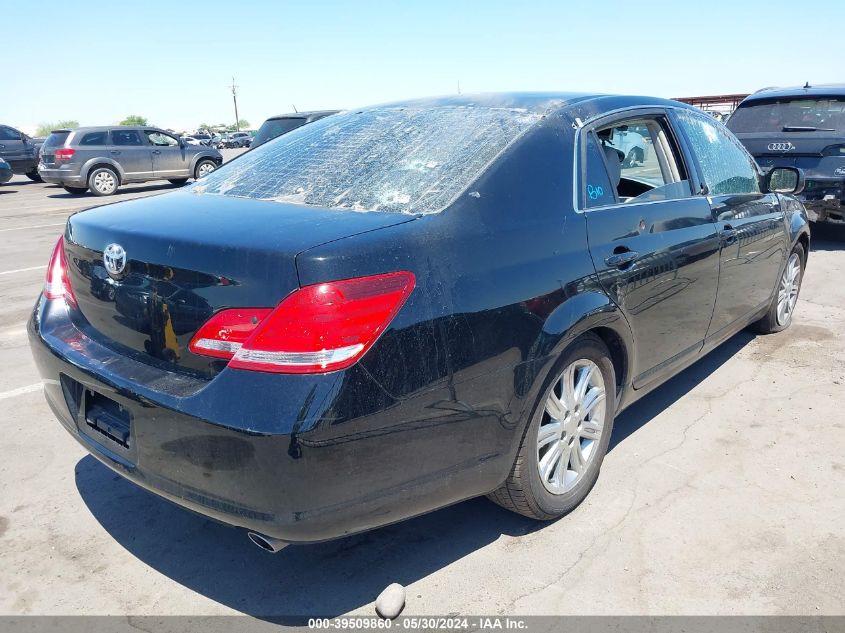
xmin=75 ymin=456 xmax=541 ymax=620
xmin=75 ymin=329 xmax=755 ymax=620
xmin=49 ymin=182 xmax=185 ymax=199
xmin=610 ymin=330 xmax=754 ymax=451
xmin=810 ymin=223 xmax=845 ymax=250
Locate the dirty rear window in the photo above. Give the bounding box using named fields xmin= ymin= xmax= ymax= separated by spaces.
xmin=43 ymin=132 xmax=70 ymax=150
xmin=193 ymin=105 xmax=541 ymax=214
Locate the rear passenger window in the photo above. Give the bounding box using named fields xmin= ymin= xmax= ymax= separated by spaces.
xmin=582 ymin=133 xmax=616 ymax=208
xmin=80 ymin=132 xmax=107 ymax=146
xmin=111 ymin=130 xmax=143 ymax=146
xmin=674 ymin=109 xmax=760 ymax=195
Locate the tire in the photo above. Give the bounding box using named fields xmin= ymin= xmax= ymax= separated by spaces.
xmin=752 ymin=242 xmax=806 ymax=334
xmin=88 ymin=167 xmax=119 ymax=196
xmin=194 ymin=159 xmax=216 ymax=180
xmin=26 ymin=171 xmax=43 ymax=183
xmin=488 ymin=333 xmax=616 ymax=520
xmin=168 ymin=178 xmax=189 ymax=186
xmin=63 ymin=185 xmax=88 ymax=195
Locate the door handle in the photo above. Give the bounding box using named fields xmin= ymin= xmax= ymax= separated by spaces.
xmin=605 ymin=250 xmax=639 ymax=268
xmin=152 ymin=150 xmax=161 ymax=155
xmin=720 ymin=225 xmax=738 ymax=245
xmin=110 ymin=150 xmax=121 ymax=155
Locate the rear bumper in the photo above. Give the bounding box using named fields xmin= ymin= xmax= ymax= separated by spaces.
xmin=799 ymin=185 xmax=844 ymax=224
xmin=39 ymin=166 xmax=85 ymax=186
xmin=28 ymin=296 xmax=507 ymax=544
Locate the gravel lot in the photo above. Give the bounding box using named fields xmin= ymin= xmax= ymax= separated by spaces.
xmin=0 ymin=160 xmax=842 ymax=618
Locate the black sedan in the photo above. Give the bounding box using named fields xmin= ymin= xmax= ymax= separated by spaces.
xmin=28 ymin=93 xmax=809 ymax=551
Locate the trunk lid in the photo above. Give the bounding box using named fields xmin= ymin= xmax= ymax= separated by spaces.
xmin=64 ymin=191 xmax=414 ymax=377
xmin=732 ymin=131 xmax=842 ymax=158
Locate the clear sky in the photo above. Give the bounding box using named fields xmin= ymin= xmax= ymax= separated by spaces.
xmin=5 ymin=0 xmax=844 ymax=134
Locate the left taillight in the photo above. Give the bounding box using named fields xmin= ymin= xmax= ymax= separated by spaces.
xmin=44 ymin=236 xmax=77 ymax=308
xmin=189 ymin=271 xmax=416 ymax=374
xmin=54 ymin=148 xmax=76 ymax=161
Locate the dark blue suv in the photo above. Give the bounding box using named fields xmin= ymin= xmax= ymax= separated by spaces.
xmin=727 ymin=84 xmax=845 ymax=224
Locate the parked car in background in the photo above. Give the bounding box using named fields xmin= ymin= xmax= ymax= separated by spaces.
xmin=29 ymin=93 xmax=809 ymax=552
xmin=727 ymin=83 xmax=845 ymax=224
xmin=252 ymin=110 xmax=339 ymax=148
xmin=38 ymin=126 xmax=222 ymax=196
xmin=0 ymin=124 xmax=43 ymax=181
xmin=0 ymin=157 xmax=12 ymax=184
xmin=192 ymin=133 xmax=213 ymax=146
xmin=605 ymin=124 xmax=649 ymax=167
xmin=179 ymin=136 xmax=203 ymax=146
xmin=218 ymin=131 xmax=252 ymax=148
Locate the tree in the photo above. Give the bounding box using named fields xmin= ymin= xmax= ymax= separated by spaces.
xmin=120 ymin=115 xmax=148 ymax=126
xmin=36 ymin=120 xmax=79 ymax=137
xmin=237 ymin=118 xmax=250 ymax=130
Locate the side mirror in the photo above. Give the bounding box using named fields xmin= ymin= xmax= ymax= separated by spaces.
xmin=766 ymin=167 xmax=805 ymax=195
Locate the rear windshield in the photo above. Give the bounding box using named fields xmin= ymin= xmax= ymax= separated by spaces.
xmin=43 ymin=132 xmax=70 ymax=150
xmin=253 ymin=117 xmax=306 ymax=146
xmin=193 ymin=105 xmax=541 ymax=214
xmin=727 ymin=98 xmax=845 ymax=133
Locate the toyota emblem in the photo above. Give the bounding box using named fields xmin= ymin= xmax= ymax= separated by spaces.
xmin=103 ymin=243 xmax=127 ymax=277
xmin=767 ymin=142 xmax=795 ymax=152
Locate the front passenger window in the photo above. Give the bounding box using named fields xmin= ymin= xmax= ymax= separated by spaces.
xmin=675 ymin=109 xmax=761 ymax=195
xmin=145 ymin=131 xmax=179 ymax=147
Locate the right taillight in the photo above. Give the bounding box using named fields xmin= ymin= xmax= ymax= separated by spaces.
xmin=54 ymin=148 xmax=76 ymax=161
xmin=189 ymin=271 xmax=416 ymax=374
xmin=44 ymin=236 xmax=77 ymax=308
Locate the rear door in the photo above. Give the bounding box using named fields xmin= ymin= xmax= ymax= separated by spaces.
xmin=582 ymin=110 xmax=722 ymax=389
xmin=144 ymin=129 xmax=190 ymax=178
xmin=109 ymin=129 xmax=154 ymax=180
xmin=672 ymin=109 xmax=788 ymax=342
xmin=0 ymin=125 xmax=28 ymax=172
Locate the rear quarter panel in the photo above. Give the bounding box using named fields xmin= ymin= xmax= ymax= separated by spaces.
xmin=293 ymin=116 xmax=629 ymax=501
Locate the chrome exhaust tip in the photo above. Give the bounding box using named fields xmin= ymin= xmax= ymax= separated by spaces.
xmin=247 ymin=531 xmax=289 ymax=553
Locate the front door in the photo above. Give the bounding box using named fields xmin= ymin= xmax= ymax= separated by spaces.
xmin=671 ymin=109 xmax=788 ymax=342
xmin=144 ymin=130 xmax=189 ymax=179
xmin=581 ymin=112 xmax=722 ymax=389
xmin=109 ymin=129 xmax=154 ymax=181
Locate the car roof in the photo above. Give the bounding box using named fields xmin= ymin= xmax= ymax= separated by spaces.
xmin=741 ymin=83 xmax=845 ymax=104
xmin=52 ymin=126 xmax=169 ymax=133
xmin=362 ymin=92 xmax=696 ymax=116
xmin=265 ymin=110 xmax=340 ymax=120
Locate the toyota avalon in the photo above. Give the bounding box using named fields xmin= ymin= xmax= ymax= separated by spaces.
xmin=29 ymin=93 xmax=810 ymax=551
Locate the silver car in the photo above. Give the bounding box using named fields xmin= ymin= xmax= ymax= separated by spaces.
xmin=38 ymin=126 xmax=222 ymax=196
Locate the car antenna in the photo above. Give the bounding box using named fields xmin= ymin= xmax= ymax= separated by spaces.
xmin=803 ymin=81 xmax=811 ymax=89
xmin=292 ymin=104 xmax=298 ymax=113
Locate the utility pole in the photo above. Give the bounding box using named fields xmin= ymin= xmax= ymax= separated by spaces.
xmin=457 ymin=80 xmax=461 ymax=95
xmin=230 ymin=77 xmax=240 ymax=131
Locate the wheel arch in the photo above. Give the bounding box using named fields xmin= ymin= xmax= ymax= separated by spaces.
xmin=81 ymin=158 xmax=124 ymax=184
xmin=190 ymin=153 xmax=221 ymax=175
xmin=515 ymin=290 xmax=635 ymax=423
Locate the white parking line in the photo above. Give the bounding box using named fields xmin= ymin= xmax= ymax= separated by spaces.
xmin=0 ymin=222 xmax=66 ymax=233
xmin=0 ymin=384 xmax=42 ymax=401
xmin=0 ymin=265 xmax=45 ymax=276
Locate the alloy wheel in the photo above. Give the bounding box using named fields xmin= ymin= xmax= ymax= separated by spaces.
xmin=197 ymin=162 xmax=215 ymax=178
xmin=776 ymin=252 xmax=801 ymax=326
xmin=537 ymin=359 xmax=607 ymax=495
xmin=93 ymin=171 xmax=116 ymax=194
